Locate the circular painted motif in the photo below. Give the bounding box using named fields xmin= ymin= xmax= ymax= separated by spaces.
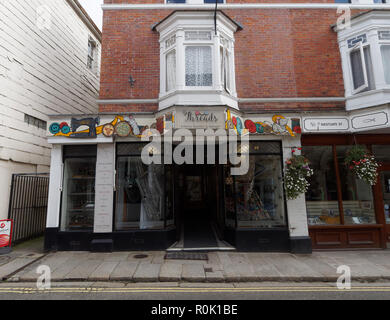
xmin=102 ymin=123 xmax=115 ymax=137
xmin=61 ymin=125 xmax=71 ymax=134
xmin=115 ymin=121 xmax=132 ymax=137
xmin=49 ymin=123 xmax=60 ymax=134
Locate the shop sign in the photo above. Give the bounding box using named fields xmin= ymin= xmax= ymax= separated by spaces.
xmin=175 ymin=109 xmax=225 ymax=129
xmin=226 ymin=110 xmax=301 ymax=137
xmin=0 ymin=220 xmax=12 ymax=249
xmin=351 ymin=111 xmax=389 ymax=130
xmin=303 ymin=117 xmax=349 ymax=132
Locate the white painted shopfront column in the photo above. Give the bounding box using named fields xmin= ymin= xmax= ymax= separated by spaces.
xmin=46 ymin=145 xmax=63 ymax=229
xmin=93 ymin=143 xmax=115 ymax=233
xmin=282 ymin=137 xmax=310 ymax=240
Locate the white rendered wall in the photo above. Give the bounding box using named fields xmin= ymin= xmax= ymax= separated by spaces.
xmin=0 ymin=0 xmax=100 ymax=222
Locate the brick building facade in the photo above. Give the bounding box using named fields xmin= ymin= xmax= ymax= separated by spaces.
xmin=45 ymin=1 xmax=390 ymax=252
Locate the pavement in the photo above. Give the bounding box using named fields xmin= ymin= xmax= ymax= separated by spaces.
xmin=2 ymin=238 xmax=390 ymax=284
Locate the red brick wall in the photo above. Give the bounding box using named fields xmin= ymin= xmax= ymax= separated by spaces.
xmin=99 ymin=5 xmax=347 ymax=113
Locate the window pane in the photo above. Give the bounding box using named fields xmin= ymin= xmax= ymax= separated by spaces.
xmin=304 ymin=146 xmax=341 ymax=225
xmin=224 ymin=165 xmax=236 ymax=228
xmin=350 ymin=49 xmax=365 ymax=90
xmin=381 ymin=45 xmax=390 ymax=84
xmin=350 ymin=46 xmax=375 ymax=92
xmin=185 ymin=46 xmax=212 ymax=86
xmin=204 ymin=0 xmax=224 ymax=3
xmin=336 ymin=146 xmax=376 ymax=225
xmin=236 ymin=155 xmax=286 ymax=228
xmin=166 ymin=50 xmax=176 ymax=91
xmin=166 ymin=0 xmax=186 ymax=3
xmin=116 ymin=157 xmax=164 ymax=230
xmin=61 ymin=158 xmax=96 ymax=231
xmin=380 ymin=171 xmax=390 ymax=224
xmin=372 ymin=145 xmax=390 ymax=162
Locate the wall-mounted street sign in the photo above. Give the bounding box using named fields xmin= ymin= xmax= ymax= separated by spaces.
xmin=0 ymin=220 xmax=13 ymax=254
xmin=351 ymin=111 xmax=389 ymax=130
xmin=303 ymin=117 xmax=350 ymax=132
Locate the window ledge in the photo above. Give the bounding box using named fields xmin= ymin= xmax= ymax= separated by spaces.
xmin=346 ymin=87 xmax=390 ymax=111
xmin=158 ymin=89 xmax=238 ymax=110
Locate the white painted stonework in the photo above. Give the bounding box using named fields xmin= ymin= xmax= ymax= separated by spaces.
xmin=0 ymin=0 xmax=101 ymax=219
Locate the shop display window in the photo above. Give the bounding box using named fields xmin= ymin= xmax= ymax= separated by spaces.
xmin=373 ymin=145 xmax=390 ymax=163
xmin=304 ymin=146 xmax=341 ymax=225
xmin=337 ymin=146 xmax=376 ymax=225
xmin=303 ymin=143 xmax=378 ymax=226
xmin=115 ymin=143 xmax=165 ymax=230
xmin=60 ymin=146 xmax=97 ymax=231
xmin=116 ymin=158 xmax=165 ymax=230
xmin=235 ymin=154 xmax=286 ymax=228
xmin=224 ymin=165 xmax=236 ymax=228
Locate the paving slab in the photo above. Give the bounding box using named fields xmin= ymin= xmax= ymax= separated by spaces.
xmin=182 ymin=264 xmax=205 ymax=282
xmin=64 ymin=259 xmax=102 ymax=281
xmin=205 ymin=270 xmax=225 ymax=282
xmin=88 ymin=261 xmax=119 ymax=281
xmin=126 ymin=282 xmax=179 ymax=287
xmin=133 ymin=262 xmax=161 ymax=282
xmin=159 ymin=262 xmax=183 ymax=282
xmin=0 ymin=255 xmax=44 ymax=280
xmin=109 ymin=261 xmax=139 ymax=281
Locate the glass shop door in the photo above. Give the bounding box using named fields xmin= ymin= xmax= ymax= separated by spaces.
xmin=378 ymin=165 xmax=390 ymax=242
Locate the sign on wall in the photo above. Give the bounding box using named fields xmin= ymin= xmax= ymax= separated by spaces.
xmin=0 ymin=220 xmax=13 ymax=253
xmin=303 ymin=117 xmax=350 ymax=132
xmin=351 ymin=111 xmax=389 ymax=130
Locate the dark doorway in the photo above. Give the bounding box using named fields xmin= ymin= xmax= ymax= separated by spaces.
xmin=175 ymin=165 xmax=222 ymax=249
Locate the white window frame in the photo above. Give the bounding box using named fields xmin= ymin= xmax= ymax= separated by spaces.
xmin=183 ymin=31 xmax=214 ymax=89
xmin=349 ymin=42 xmax=370 ymax=94
xmin=87 ymin=37 xmax=97 ymax=71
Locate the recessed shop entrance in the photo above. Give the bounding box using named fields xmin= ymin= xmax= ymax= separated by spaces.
xmin=173 ymin=164 xmax=228 ymax=250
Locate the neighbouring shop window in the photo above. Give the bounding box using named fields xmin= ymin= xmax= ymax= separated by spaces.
xmin=303 ymin=144 xmax=378 ymax=226
xmin=224 ymin=165 xmax=236 ymax=228
xmin=372 ymin=145 xmax=390 ymax=162
xmin=235 ymin=154 xmax=286 ymax=228
xmin=60 ymin=145 xmax=97 ymax=231
xmin=304 ymin=146 xmax=341 ymax=225
xmin=115 ymin=144 xmax=165 ymax=230
xmin=165 ymin=165 xmax=174 ymax=226
xmin=337 ymin=146 xmax=376 ymax=224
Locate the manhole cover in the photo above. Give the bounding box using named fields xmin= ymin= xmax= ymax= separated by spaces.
xmin=165 ymin=252 xmax=208 ymax=261
xmin=133 ymin=254 xmax=149 ymax=259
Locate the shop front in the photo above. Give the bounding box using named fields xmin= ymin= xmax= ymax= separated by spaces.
xmin=302 ymin=134 xmax=390 ymax=250
xmin=44 ymin=108 xmax=312 ymax=253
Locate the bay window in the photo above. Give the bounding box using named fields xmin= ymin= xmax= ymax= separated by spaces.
xmin=154 ymin=11 xmax=240 ymax=110
xmin=335 ymin=11 xmax=390 ymax=110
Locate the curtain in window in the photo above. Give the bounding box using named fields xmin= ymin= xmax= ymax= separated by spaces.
xmin=381 ymin=45 xmax=390 ymax=85
xmin=185 ymin=46 xmax=212 ymax=86
xmin=220 ymin=46 xmax=231 ymax=93
xmin=166 ymin=50 xmax=176 ymax=91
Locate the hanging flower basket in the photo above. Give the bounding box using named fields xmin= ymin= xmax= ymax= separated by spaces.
xmin=284 ymin=153 xmax=314 ymax=200
xmin=344 ymin=145 xmax=379 ymax=186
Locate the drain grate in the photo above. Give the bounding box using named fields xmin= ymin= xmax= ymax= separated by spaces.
xmin=165 ymin=252 xmax=208 ymax=261
xmin=133 ymin=254 xmax=149 ymax=259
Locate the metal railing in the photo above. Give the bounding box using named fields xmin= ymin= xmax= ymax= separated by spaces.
xmin=8 ymin=173 xmax=49 ymax=244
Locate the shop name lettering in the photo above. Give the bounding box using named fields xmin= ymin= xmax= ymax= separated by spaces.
xmin=184 ymin=111 xmax=218 ymax=122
